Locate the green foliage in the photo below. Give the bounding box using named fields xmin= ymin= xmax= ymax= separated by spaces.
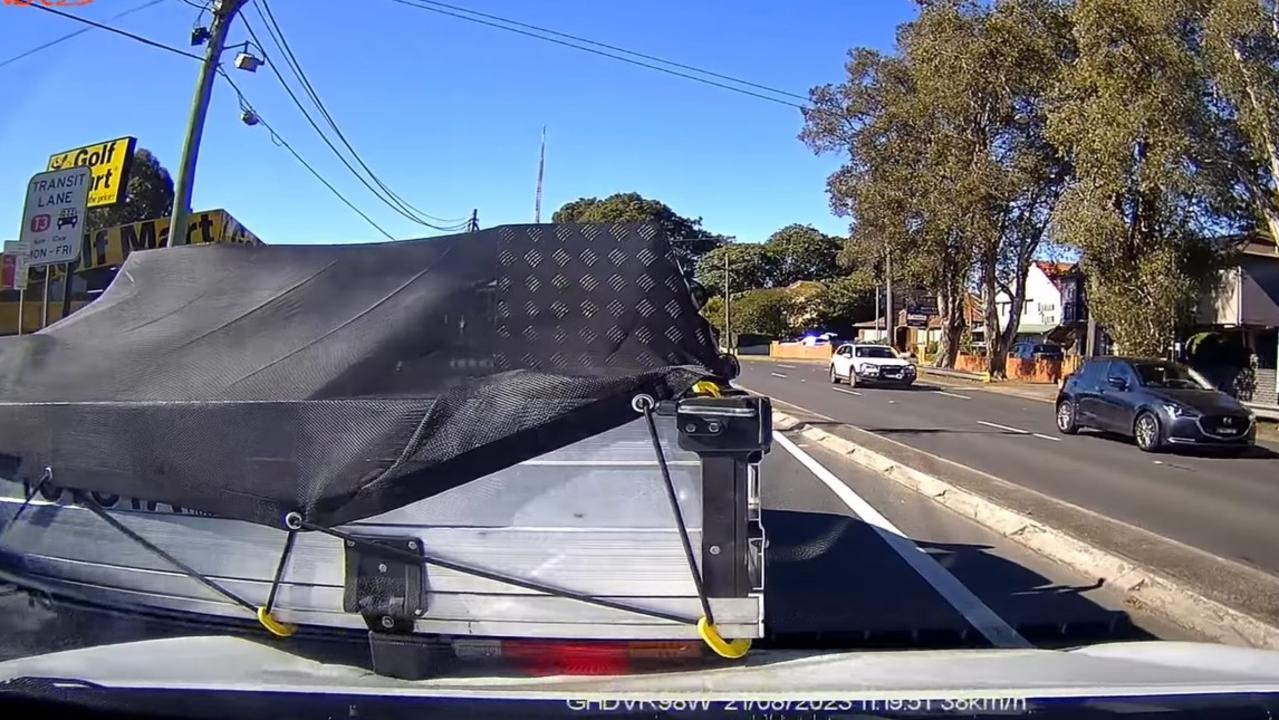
xmin=552 ymin=192 xmax=722 ymax=273
xmin=804 ymin=3 xmax=1068 ymax=367
xmin=764 ymin=224 xmax=843 ymax=286
xmin=699 ymin=277 xmax=873 ymax=340
xmin=1202 ymin=0 xmax=1279 ymax=241
xmin=805 ymin=0 xmax=1260 ymax=362
xmin=807 ymin=276 xmax=875 ymax=334
xmin=693 ymin=225 xmax=844 ymax=296
xmin=1047 ymin=0 xmax=1239 ymax=356
xmin=701 ymin=288 xmax=793 ymax=339
xmin=694 ymin=243 xmax=779 ymax=295
xmin=85 ymin=148 xmax=173 ymax=232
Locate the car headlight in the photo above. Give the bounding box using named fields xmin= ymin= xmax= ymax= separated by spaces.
xmin=903 ymin=365 xmax=916 ymax=374
xmin=1162 ymin=402 xmax=1196 ymax=418
xmin=859 ymin=364 xmax=879 ymax=374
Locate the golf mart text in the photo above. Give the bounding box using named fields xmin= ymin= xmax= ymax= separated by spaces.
xmin=77 ymin=210 xmax=262 ymax=272
xmin=47 ymin=136 xmax=134 ymax=208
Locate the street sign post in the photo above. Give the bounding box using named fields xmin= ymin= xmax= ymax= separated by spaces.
xmin=19 ymin=166 xmax=90 ymax=330
xmin=2 ymin=240 xmax=28 ymax=336
xmin=1 ymin=241 xmax=27 ymax=291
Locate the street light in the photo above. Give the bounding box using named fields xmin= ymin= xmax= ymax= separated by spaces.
xmin=234 ymin=51 xmax=263 ymax=72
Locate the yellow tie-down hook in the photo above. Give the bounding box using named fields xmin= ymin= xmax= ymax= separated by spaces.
xmin=697 ymin=617 xmax=752 ymax=659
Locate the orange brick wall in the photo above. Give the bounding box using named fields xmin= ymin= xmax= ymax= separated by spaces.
xmin=1006 ymin=358 xmax=1062 ymax=383
xmin=770 ymin=342 xmax=834 ymax=361
xmin=952 ymin=354 xmax=1083 ymax=384
xmin=955 ymin=355 xmax=987 ymax=374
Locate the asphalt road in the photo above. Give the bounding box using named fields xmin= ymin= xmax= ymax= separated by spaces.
xmin=740 ymin=358 xmax=1279 ymax=578
xmin=754 ymin=426 xmax=1195 ymax=649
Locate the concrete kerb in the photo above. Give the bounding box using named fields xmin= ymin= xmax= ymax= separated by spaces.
xmin=772 ymin=409 xmax=1279 ymax=649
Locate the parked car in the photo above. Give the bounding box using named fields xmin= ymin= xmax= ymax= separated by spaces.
xmin=830 ymin=342 xmax=916 ymax=388
xmin=1009 ymin=342 xmax=1064 ymax=361
xmin=1055 ymin=356 xmax=1256 ymax=453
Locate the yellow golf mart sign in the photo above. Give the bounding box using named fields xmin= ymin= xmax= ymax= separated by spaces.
xmin=47 ymin=136 xmax=137 ymax=208
xmin=79 ymin=209 xmax=263 ymax=272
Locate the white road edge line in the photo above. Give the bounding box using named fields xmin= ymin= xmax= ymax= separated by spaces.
xmin=977 ymin=420 xmax=1029 ymax=435
xmin=1032 ymin=433 xmax=1063 ymax=443
xmin=833 ymin=387 xmax=863 ymax=397
xmin=776 ymin=364 xmax=797 ymax=369
xmin=772 ymin=431 xmax=1030 ymax=649
xmin=934 ymin=390 xmax=971 ymax=400
xmin=770 ymin=372 xmax=789 ymax=378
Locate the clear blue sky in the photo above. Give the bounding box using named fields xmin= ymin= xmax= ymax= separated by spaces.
xmin=1 ymin=0 xmax=916 ymax=245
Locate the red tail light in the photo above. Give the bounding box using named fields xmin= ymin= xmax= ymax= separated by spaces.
xmin=453 ymin=639 xmax=703 ymax=676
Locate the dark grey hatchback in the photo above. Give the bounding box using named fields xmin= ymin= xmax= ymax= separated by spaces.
xmin=1056 ymin=357 xmax=1257 ymax=453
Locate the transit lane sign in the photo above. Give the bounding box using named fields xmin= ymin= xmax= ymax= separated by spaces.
xmin=19 ymin=166 xmax=91 ymax=267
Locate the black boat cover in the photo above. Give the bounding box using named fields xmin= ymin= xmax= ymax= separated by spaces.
xmin=0 ymin=224 xmax=725 ymax=527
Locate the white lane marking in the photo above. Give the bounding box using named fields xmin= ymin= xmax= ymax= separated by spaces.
xmin=773 ymin=431 xmax=1030 ymax=649
xmin=776 ymin=364 xmax=797 ymax=369
xmin=770 ymin=372 xmax=789 ymax=378
xmin=1032 ymin=433 xmax=1062 ymax=443
xmin=977 ymin=420 xmax=1029 ymax=435
xmin=934 ymin=390 xmax=971 ymax=400
xmin=834 ymin=388 xmax=862 ymax=397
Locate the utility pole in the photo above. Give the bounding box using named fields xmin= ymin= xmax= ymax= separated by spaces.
xmin=874 ymin=283 xmax=881 ymax=339
xmin=466 ymin=209 xmax=479 ymax=232
xmin=169 ymin=0 xmax=247 ymax=247
xmin=885 ymin=247 xmax=894 ymax=349
xmin=723 ymin=248 xmax=731 ymax=353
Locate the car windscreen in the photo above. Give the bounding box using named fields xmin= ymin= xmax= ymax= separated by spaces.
xmin=1132 ymin=362 xmax=1212 ymax=390
xmin=855 ymin=346 xmax=896 ymax=358
xmin=1034 ymin=345 xmax=1063 ymax=356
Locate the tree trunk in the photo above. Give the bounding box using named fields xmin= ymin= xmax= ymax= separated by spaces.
xmin=934 ymin=286 xmax=966 ymax=369
xmin=1232 ymin=43 xmax=1279 ymax=243
xmin=980 ymin=248 xmax=1007 ymax=379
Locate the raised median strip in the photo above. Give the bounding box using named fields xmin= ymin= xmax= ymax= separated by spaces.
xmin=772 ymin=408 xmax=1279 ymax=649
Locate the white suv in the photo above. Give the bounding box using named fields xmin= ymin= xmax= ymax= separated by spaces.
xmin=830 ymin=343 xmax=916 ymax=388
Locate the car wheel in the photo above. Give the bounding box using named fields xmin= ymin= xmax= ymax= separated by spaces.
xmin=829 ymin=365 xmax=840 ymax=384
xmin=1056 ymin=400 xmax=1079 ymax=435
xmin=1134 ymin=411 xmax=1163 ymax=453
xmin=847 ymin=371 xmax=857 ymax=388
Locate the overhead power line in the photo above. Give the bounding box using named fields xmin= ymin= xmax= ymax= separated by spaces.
xmin=240 ymin=2 xmax=467 ymax=231
xmin=253 ymin=0 xmax=467 ymax=226
xmin=400 ymin=0 xmax=809 ymax=102
xmin=14 ymin=2 xmax=203 ymax=63
xmin=219 ymin=70 xmax=399 ymax=241
xmin=12 ymin=7 xmax=403 ymax=240
xmin=387 ymin=0 xmax=806 ymax=109
xmin=0 ymin=0 xmax=170 ymax=70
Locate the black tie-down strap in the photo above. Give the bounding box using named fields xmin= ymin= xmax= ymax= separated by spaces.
xmin=633 ymin=385 xmax=770 ymax=659
xmin=0 ymin=467 xmax=51 ymax=542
